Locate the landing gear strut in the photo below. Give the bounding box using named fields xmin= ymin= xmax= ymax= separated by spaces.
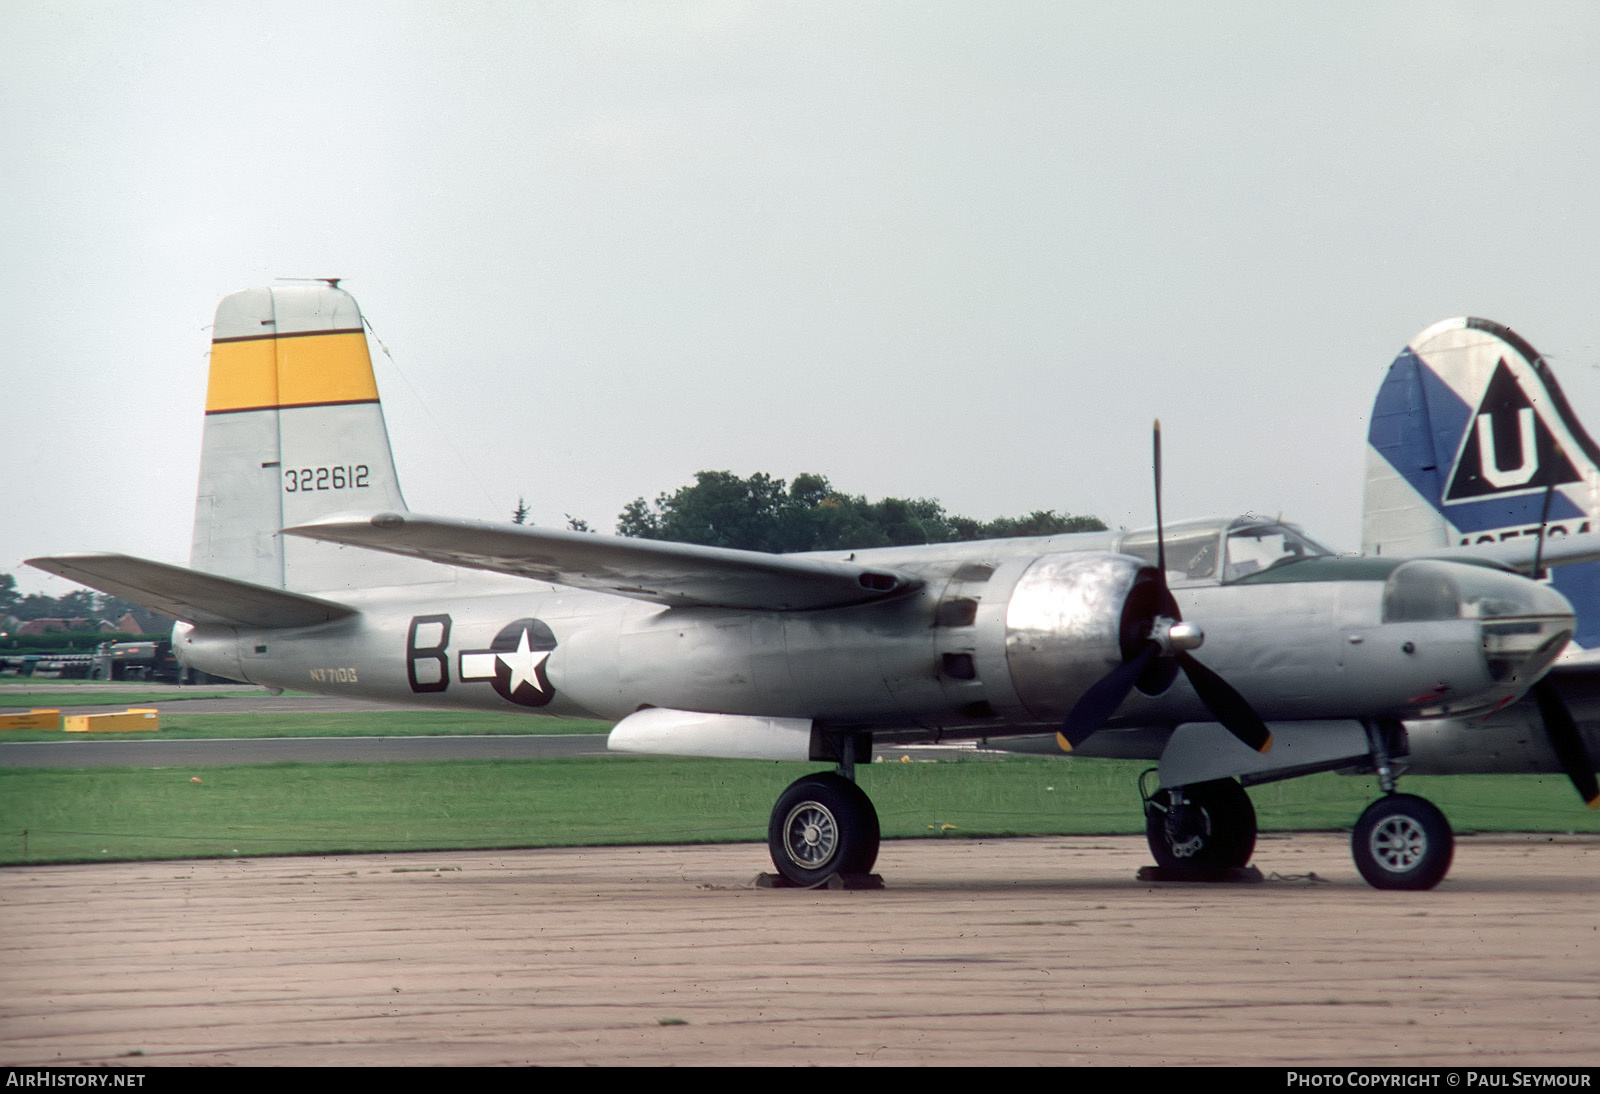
xmin=1349 ymin=719 xmax=1454 ymax=890
xmin=1142 ymin=774 xmax=1257 ymax=875
xmin=767 ymin=773 xmax=880 ymax=886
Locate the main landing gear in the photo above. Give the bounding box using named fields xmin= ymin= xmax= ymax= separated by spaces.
xmin=767 ymin=772 xmax=881 ymax=886
xmin=1141 ymin=773 xmax=1258 ymax=878
xmin=766 ymin=734 xmax=882 ymax=887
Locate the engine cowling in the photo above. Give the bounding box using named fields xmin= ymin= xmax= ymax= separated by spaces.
xmin=1001 ymin=552 xmax=1161 ymax=721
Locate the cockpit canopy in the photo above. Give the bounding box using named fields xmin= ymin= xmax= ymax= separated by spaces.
xmin=1114 ymin=517 xmax=1333 ymax=586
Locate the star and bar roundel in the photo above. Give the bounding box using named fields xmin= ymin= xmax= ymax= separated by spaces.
xmin=459 ymin=618 xmax=557 ymax=707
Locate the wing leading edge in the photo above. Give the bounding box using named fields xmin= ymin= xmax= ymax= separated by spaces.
xmin=283 ymin=513 xmax=919 ymax=611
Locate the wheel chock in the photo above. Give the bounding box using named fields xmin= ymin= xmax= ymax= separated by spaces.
xmin=1136 ymin=864 xmax=1264 ymax=884
xmin=755 ymin=872 xmax=885 ymax=890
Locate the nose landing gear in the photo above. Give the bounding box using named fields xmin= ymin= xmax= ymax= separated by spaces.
xmin=1350 ymin=793 xmax=1454 ymax=891
xmin=1347 ymin=718 xmax=1454 ymax=890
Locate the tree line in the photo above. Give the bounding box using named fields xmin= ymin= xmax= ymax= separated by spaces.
xmin=611 ymin=470 xmax=1105 ymax=553
xmin=0 ymin=574 xmax=165 ymax=632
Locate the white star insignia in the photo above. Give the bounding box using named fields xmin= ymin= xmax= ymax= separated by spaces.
xmin=498 ymin=627 xmax=550 ymax=695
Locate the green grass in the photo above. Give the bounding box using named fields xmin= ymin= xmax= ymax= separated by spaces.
xmin=0 ymin=710 xmax=610 ymax=740
xmin=1 ymin=755 xmax=1595 ymax=866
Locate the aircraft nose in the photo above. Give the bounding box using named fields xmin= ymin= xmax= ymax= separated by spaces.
xmin=1384 ymin=560 xmax=1575 ymax=686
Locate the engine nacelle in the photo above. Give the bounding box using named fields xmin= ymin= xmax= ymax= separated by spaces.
xmin=1001 ymin=552 xmax=1157 ymax=721
xmin=1405 ymin=675 xmax=1600 ymax=775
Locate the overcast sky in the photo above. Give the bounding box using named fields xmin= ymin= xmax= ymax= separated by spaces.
xmin=7 ymin=2 xmax=1600 ymax=595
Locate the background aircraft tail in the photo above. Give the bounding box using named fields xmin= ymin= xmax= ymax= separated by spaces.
xmin=1363 ymin=317 xmax=1600 ymax=647
xmin=192 ymin=284 xmax=440 ymax=594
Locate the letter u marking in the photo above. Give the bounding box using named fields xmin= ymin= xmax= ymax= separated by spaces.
xmin=1476 ymin=409 xmax=1538 ymax=488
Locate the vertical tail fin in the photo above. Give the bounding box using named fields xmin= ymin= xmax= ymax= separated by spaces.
xmin=192 ymin=284 xmax=439 ymax=594
xmin=1363 ymin=317 xmax=1600 ymax=645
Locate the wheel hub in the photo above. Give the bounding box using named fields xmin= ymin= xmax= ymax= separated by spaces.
xmin=1369 ymin=814 xmax=1428 ymax=871
xmin=783 ymin=802 xmax=838 ymax=868
xmin=1165 ymin=800 xmax=1212 ymax=860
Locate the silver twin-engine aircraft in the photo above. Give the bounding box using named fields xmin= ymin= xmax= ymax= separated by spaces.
xmin=28 ymin=286 xmax=1594 ymax=891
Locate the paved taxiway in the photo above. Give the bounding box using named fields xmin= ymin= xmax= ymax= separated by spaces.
xmin=2 ymin=834 xmax=1597 ymax=1067
xmin=0 ymin=734 xmax=610 ymax=766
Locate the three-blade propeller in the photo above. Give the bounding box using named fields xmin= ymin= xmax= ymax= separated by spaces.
xmin=1059 ymin=422 xmax=1272 ymax=755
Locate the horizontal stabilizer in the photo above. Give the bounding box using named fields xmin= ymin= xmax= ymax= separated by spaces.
xmin=26 ymin=554 xmax=356 ymax=629
xmin=283 ymin=512 xmax=919 ymax=611
xmin=1408 ymin=530 xmax=1600 ymax=573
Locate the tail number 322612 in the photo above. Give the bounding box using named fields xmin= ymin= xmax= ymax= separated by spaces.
xmin=285 ymin=465 xmax=370 ymax=492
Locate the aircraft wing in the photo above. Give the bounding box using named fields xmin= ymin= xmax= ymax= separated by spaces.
xmin=284 ymin=512 xmax=919 ymax=611
xmin=26 ymin=554 xmax=356 ymax=629
xmin=1412 ymin=530 xmax=1600 ymax=573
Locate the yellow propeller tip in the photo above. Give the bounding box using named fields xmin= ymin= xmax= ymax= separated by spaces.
xmin=1258 ymin=737 xmax=1273 ymax=755
xmin=1054 ymin=732 xmax=1074 ymax=754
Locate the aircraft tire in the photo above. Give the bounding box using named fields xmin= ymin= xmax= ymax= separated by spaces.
xmin=768 ymin=773 xmax=880 ymax=886
xmin=1144 ymin=778 xmax=1257 ymax=874
xmin=1351 ymin=794 xmax=1453 ymax=891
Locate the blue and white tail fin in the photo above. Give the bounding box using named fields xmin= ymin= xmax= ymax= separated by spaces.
xmin=1364 ymin=317 xmax=1600 ymax=647
xmin=192 ymin=284 xmax=442 ymax=595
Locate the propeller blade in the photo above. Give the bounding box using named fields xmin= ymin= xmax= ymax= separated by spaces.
xmin=1533 ymin=679 xmax=1600 ymax=808
xmin=1059 ymin=643 xmax=1160 ymax=751
xmin=1153 ymin=420 xmax=1166 ymax=578
xmin=1175 ymin=649 xmax=1273 ymax=754
xmin=1071 ymin=419 xmax=1271 ymax=757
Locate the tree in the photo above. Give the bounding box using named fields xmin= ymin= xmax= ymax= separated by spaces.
xmin=968 ymin=510 xmax=1106 ymax=539
xmin=56 ymin=590 xmax=98 ymax=618
xmin=857 ymin=495 xmax=953 ymax=546
xmin=618 ymin=470 xmax=796 ymax=552
xmin=16 ymin=594 xmax=60 ymax=621
xmin=0 ymin=575 xmax=171 ymax=632
xmin=511 ymin=497 xmax=530 ymax=525
xmin=616 ymin=497 xmax=658 ymax=540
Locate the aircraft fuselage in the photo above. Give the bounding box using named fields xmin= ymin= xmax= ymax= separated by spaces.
xmin=176 ymin=544 xmax=1565 ymax=741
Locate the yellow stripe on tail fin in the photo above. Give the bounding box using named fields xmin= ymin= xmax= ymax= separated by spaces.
xmin=206 ymin=330 xmax=378 ymax=414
